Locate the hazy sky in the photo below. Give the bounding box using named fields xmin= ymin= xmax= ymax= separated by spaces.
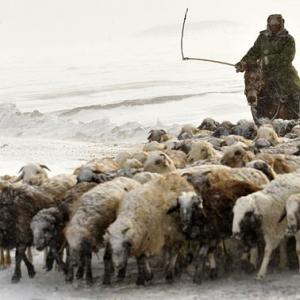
xmin=1 ymin=0 xmax=300 ymax=49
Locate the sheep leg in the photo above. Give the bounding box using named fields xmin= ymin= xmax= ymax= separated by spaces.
xmin=76 ymin=252 xmax=85 ymax=280
xmin=85 ymin=251 xmax=93 ymax=285
xmin=165 ymin=249 xmax=179 ymax=283
xmin=65 ymin=263 xmax=74 ymax=283
xmin=279 ymin=238 xmax=288 ymax=270
xmin=52 ymin=248 xmax=67 ymax=274
xmin=295 ymin=233 xmax=300 ymax=273
xmin=144 ymin=257 xmax=153 ymax=282
xmin=12 ymin=248 xmax=23 ymax=283
xmin=136 ymin=254 xmax=147 ymax=286
xmin=5 ymin=249 xmax=11 ymax=267
xmin=45 ymin=249 xmax=55 ymax=271
xmin=103 ymin=245 xmax=113 ymax=285
xmin=22 ymin=248 xmax=36 ymax=278
xmin=208 ymin=252 xmax=218 ymax=280
xmin=256 ymin=238 xmax=279 ymax=279
xmin=193 ymin=244 xmax=209 ymax=284
xmin=43 ymin=247 xmax=48 ymax=268
xmin=0 ymin=247 xmax=4 ymax=268
xmin=249 ymin=247 xmax=258 ymax=270
xmin=117 ymin=260 xmax=128 ymax=281
xmin=26 ymin=247 xmax=33 ymax=263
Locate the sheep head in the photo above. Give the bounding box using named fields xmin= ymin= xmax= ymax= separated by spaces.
xmin=232 ymin=197 xmax=262 ymax=248
xmin=284 ymin=195 xmax=300 ymax=236
xmin=15 ymin=163 xmax=50 ymax=185
xmin=221 ymin=144 xmax=254 ymax=168
xmin=147 ymin=129 xmax=168 ymax=143
xmin=167 ymin=191 xmax=204 ymax=237
xmin=31 ymin=207 xmax=62 ymax=251
xmin=104 ymin=228 xmax=132 ymax=272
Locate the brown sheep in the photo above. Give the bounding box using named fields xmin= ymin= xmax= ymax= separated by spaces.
xmin=221 ymin=144 xmax=255 ymax=168
xmin=168 ymin=167 xmax=269 ymax=283
xmin=256 ymin=153 xmax=300 ymax=174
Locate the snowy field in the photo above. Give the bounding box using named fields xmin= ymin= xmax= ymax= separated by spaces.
xmin=1 ymin=0 xmax=300 ymax=299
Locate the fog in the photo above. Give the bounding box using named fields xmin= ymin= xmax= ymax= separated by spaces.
xmin=1 ymin=0 xmax=299 ymax=49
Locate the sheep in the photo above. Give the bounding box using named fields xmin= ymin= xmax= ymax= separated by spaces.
xmin=292 ymin=125 xmax=300 ymax=137
xmin=30 ymin=182 xmax=97 ymax=273
xmin=132 ymin=172 xmax=162 ymax=184
xmin=254 ymin=125 xmax=280 ymax=146
xmin=143 ymin=151 xmax=176 ymax=174
xmin=246 ymin=160 xmax=277 ymax=181
xmin=222 ymin=135 xmax=252 ymax=147
xmin=115 ymin=151 xmax=148 ymax=168
xmin=0 ymin=173 xmax=76 ymax=283
xmin=272 ymin=119 xmax=297 ymax=137
xmin=163 ymin=149 xmax=187 ymax=168
xmin=15 ymin=163 xmax=50 ymax=185
xmin=143 ymin=141 xmax=167 ymax=152
xmin=76 ymin=167 xmax=116 ymax=183
xmin=0 ymin=179 xmax=14 ymax=269
xmin=256 ymin=153 xmax=300 ymax=174
xmin=167 ymin=167 xmax=269 ymax=283
xmin=187 ymin=141 xmax=220 ymax=163
xmin=178 ymin=124 xmax=200 ymax=140
xmin=73 ymin=157 xmax=120 ymax=177
xmin=0 ymin=184 xmax=59 ymax=283
xmin=232 ymin=171 xmax=300 ymax=279
xmin=147 ymin=129 xmax=173 ymax=143
xmin=65 ymin=177 xmax=140 ymax=284
xmin=198 ymin=118 xmax=220 ymax=132
xmin=212 ymin=126 xmax=231 ymax=137
xmin=276 ymin=194 xmax=300 ymax=273
xmin=221 ymin=143 xmax=255 ymax=168
xmin=231 ymin=120 xmax=257 ymax=140
xmin=104 ymin=173 xmax=195 ymax=285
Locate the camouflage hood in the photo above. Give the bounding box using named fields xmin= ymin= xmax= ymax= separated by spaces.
xmin=263 ymin=14 xmax=287 ymax=37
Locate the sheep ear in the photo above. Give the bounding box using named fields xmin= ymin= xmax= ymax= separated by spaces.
xmin=278 ymin=208 xmax=287 ymax=223
xmin=194 ymin=195 xmax=203 ymax=209
xmin=18 ymin=166 xmax=24 ymax=174
xmin=39 ymin=164 xmax=51 ymax=171
xmin=160 ymin=129 xmax=167 ymax=134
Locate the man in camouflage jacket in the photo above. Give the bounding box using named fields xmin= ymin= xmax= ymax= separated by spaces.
xmin=236 ymin=14 xmax=300 ymax=119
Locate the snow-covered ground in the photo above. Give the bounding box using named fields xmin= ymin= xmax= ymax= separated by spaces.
xmin=1 ymin=0 xmax=300 ymax=298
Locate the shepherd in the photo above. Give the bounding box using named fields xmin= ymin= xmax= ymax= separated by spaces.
xmin=235 ymin=14 xmax=300 ymax=120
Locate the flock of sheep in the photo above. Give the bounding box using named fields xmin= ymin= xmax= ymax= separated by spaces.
xmin=2 ymin=117 xmax=300 ymax=288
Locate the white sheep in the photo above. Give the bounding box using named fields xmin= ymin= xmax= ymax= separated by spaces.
xmin=254 ymin=125 xmax=280 ymax=146
xmin=187 ymin=141 xmax=220 ymax=163
xmin=278 ymin=194 xmax=300 ymax=273
xmin=104 ymin=173 xmax=195 ymax=285
xmin=143 ymin=151 xmax=176 ymax=174
xmin=232 ymin=171 xmax=300 ymax=279
xmin=64 ymin=177 xmax=140 ymax=284
xmin=15 ymin=163 xmax=50 ymax=185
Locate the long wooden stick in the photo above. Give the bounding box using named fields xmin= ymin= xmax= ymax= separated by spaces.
xmin=181 ymin=8 xmax=235 ymax=67
xmin=184 ymin=57 xmax=235 ymax=67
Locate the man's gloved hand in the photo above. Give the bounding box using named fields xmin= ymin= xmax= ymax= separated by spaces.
xmin=235 ymin=61 xmax=247 ymax=73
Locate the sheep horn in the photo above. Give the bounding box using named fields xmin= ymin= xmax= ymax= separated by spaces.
xmin=14 ymin=169 xmax=24 ymax=182
xmin=278 ymin=208 xmax=287 ymax=223
xmin=39 ymin=164 xmax=51 ymax=171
